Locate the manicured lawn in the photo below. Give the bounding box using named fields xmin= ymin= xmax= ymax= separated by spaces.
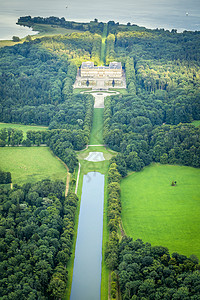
xmin=0 ymin=122 xmax=47 ymax=138
xmin=109 ymin=88 xmax=128 ymax=94
xmin=121 ymin=163 xmax=200 ymax=258
xmin=73 ymin=88 xmax=92 ymax=94
xmin=0 ymin=147 xmax=67 ymax=185
xmin=89 ymin=108 xmax=104 ymax=145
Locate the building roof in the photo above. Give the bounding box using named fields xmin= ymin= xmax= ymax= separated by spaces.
xmin=109 ymin=62 xmax=122 ymax=69
xmin=81 ymin=61 xmax=94 ymax=69
xmin=81 ymin=61 xmax=122 ymax=70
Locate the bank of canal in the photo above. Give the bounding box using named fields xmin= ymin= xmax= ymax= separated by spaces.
xmin=70 ymin=172 xmax=105 ymax=300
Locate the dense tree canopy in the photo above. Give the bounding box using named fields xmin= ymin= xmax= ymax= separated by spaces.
xmin=117 ymin=237 xmax=200 ymax=300
xmin=0 ymin=180 xmax=79 ymax=299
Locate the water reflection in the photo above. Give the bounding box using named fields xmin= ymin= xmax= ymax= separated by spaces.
xmin=70 ymin=172 xmax=104 ymax=300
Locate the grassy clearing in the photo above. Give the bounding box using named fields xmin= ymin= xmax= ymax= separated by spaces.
xmin=0 ymin=123 xmax=47 ymax=138
xmin=0 ymin=40 xmax=22 ymax=48
xmin=192 ymin=120 xmax=200 ymax=127
xmin=89 ymin=108 xmax=104 ymax=145
xmin=121 ymin=163 xmax=200 ymax=258
xmin=0 ymin=24 xmax=82 ymax=48
xmin=0 ymin=147 xmax=67 ymax=185
xmin=18 ymin=23 xmax=82 ymax=38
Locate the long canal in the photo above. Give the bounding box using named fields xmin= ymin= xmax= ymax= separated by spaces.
xmin=70 ymin=171 xmax=105 ymax=300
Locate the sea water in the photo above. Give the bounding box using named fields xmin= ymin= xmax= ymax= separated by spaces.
xmin=0 ymin=0 xmax=200 ymax=39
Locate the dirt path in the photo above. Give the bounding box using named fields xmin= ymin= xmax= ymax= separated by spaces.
xmin=65 ymin=171 xmax=70 ymax=197
xmin=54 ymin=154 xmax=70 ymax=197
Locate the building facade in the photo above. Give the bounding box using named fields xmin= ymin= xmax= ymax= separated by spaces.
xmin=80 ymin=61 xmax=123 ymax=78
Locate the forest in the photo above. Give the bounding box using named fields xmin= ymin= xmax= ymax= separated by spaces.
xmin=0 ymin=17 xmax=200 ymax=299
xmin=103 ymin=23 xmax=200 ymax=174
xmin=0 ymin=180 xmax=79 ymax=299
xmin=117 ymin=237 xmax=200 ymax=299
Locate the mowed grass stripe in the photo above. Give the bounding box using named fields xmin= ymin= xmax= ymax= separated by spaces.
xmin=0 ymin=147 xmax=67 ymax=185
xmin=121 ymin=163 xmax=200 ymax=258
xmin=89 ymin=108 xmax=104 ymax=145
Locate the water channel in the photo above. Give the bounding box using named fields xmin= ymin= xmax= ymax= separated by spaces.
xmin=70 ymin=171 xmax=105 ymax=300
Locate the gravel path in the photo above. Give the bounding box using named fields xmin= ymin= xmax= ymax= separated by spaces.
xmin=84 ymin=152 xmax=105 ymax=162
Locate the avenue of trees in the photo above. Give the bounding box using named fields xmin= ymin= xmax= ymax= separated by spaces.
xmin=0 ymin=180 xmax=79 ymax=299
xmin=105 ymin=163 xmax=121 ymax=273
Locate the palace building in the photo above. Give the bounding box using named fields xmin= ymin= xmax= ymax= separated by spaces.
xmin=80 ymin=61 xmax=123 ymax=78
xmin=73 ymin=61 xmax=126 ymax=90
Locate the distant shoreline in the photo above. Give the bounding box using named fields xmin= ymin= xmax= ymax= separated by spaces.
xmin=1 ymin=13 xmax=200 ymax=42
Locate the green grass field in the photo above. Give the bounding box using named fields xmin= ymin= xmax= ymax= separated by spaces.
xmin=30 ymin=24 xmax=82 ymax=37
xmin=109 ymin=88 xmax=128 ymax=94
xmin=89 ymin=108 xmax=104 ymax=145
xmin=121 ymin=163 xmax=200 ymax=258
xmin=73 ymin=88 xmax=92 ymax=94
xmin=0 ymin=123 xmax=47 ymax=138
xmin=0 ymin=147 xmax=67 ymax=185
xmin=0 ymin=40 xmax=21 ymax=48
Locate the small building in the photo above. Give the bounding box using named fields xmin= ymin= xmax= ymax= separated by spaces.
xmin=80 ymin=61 xmax=123 ymax=78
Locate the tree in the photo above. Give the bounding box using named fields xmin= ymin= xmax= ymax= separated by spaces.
xmin=12 ymin=36 xmax=20 ymax=42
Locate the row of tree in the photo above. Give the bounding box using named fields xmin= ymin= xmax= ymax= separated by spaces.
xmin=0 ymin=128 xmax=23 ymax=147
xmin=105 ymin=163 xmax=122 ymax=300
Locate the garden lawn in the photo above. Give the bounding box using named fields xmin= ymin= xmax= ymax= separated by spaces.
xmin=89 ymin=108 xmax=104 ymax=145
xmin=0 ymin=122 xmax=47 ymax=138
xmin=121 ymin=163 xmax=200 ymax=258
xmin=0 ymin=147 xmax=67 ymax=185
